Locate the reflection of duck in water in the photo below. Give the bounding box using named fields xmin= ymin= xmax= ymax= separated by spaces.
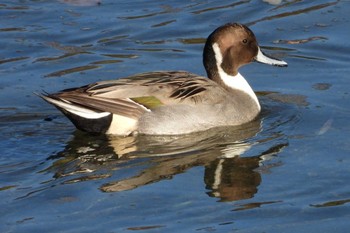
xmin=45 ymin=117 xmax=288 ymax=202
xmin=205 ymin=155 xmax=262 ymax=202
xmin=39 ymin=23 xmax=287 ymax=135
xmin=204 ymin=144 xmax=287 ymax=202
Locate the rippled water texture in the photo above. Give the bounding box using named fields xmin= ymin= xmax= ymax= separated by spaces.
xmin=1 ymin=0 xmax=350 ymax=232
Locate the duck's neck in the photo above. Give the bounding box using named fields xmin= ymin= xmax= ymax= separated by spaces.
xmin=203 ymin=42 xmax=260 ymax=110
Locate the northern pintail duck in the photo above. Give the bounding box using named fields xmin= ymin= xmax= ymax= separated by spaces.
xmin=39 ymin=23 xmax=287 ymax=135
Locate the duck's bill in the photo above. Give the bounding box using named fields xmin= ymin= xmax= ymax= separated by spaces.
xmin=254 ymin=48 xmax=287 ymax=67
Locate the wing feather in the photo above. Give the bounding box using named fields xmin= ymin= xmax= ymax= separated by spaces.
xmin=43 ymin=71 xmax=225 ymax=120
xmin=85 ymin=71 xmax=218 ymax=103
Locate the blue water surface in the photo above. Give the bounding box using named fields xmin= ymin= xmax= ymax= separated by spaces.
xmin=1 ymin=0 xmax=350 ymax=232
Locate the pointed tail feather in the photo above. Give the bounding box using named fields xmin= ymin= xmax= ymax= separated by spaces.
xmin=37 ymin=93 xmax=113 ymax=133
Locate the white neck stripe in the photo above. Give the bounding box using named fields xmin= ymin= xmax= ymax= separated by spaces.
xmin=212 ymin=43 xmax=260 ymax=110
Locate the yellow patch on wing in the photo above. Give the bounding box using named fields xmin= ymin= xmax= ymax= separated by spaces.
xmin=130 ymin=96 xmax=163 ymax=109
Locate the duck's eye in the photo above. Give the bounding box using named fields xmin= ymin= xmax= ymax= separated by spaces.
xmin=242 ymin=39 xmax=248 ymax=44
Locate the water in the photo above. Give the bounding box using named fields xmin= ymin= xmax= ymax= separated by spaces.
xmin=1 ymin=0 xmax=350 ymax=232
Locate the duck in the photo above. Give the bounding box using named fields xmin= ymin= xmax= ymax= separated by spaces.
xmin=39 ymin=23 xmax=287 ymax=135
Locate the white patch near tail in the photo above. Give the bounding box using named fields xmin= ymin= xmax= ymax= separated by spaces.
xmin=42 ymin=95 xmax=141 ymax=135
xmin=41 ymin=95 xmax=110 ymax=119
xmin=106 ymin=114 xmax=138 ymax=135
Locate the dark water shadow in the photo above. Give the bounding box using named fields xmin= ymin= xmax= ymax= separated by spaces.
xmin=247 ymin=1 xmax=340 ymax=26
xmin=190 ymin=0 xmax=249 ymax=15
